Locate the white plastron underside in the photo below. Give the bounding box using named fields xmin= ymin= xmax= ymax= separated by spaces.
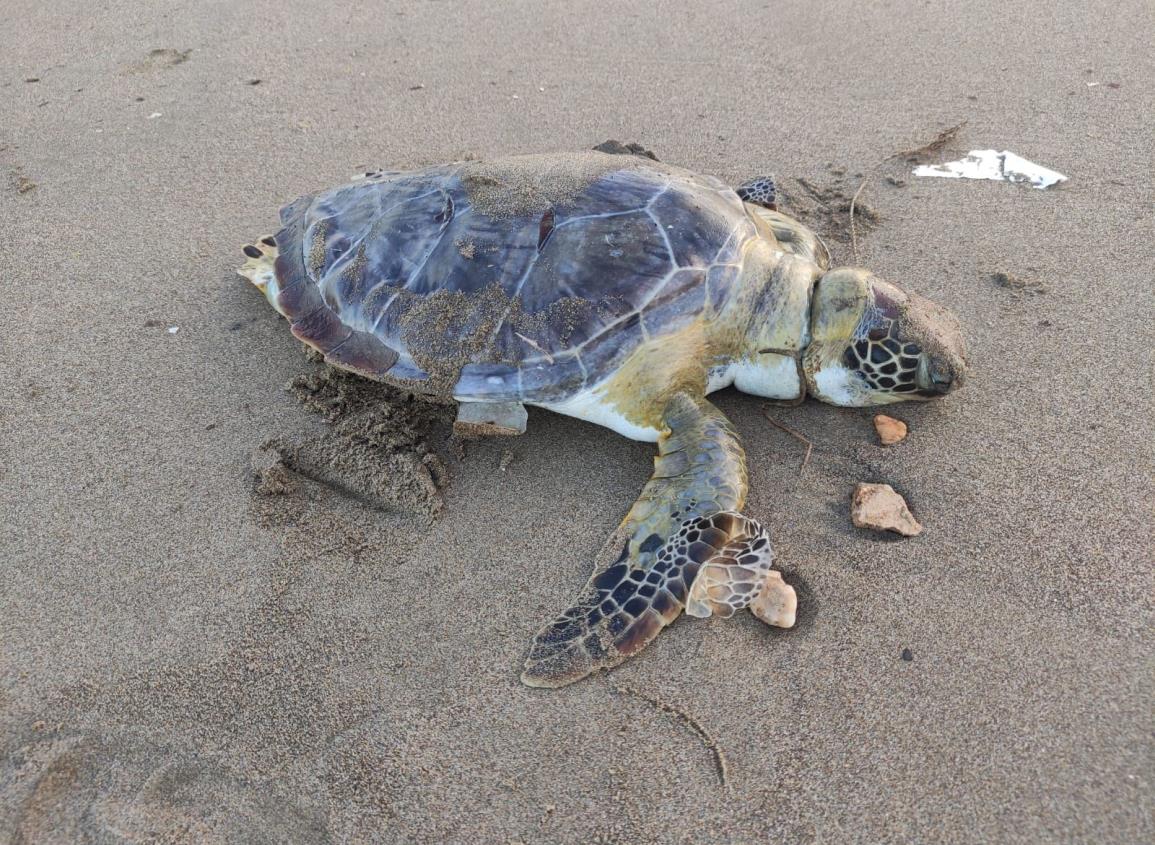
xmin=534 ymin=390 xmax=662 ymax=441
xmin=532 ymin=354 xmax=803 ymax=442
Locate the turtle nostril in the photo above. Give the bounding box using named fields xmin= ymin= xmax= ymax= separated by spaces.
xmin=928 ymin=364 xmax=955 ymax=393
xmin=917 ymin=358 xmax=959 ymax=395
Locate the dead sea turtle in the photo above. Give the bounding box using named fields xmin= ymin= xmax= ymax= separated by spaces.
xmin=238 ymin=150 xmax=966 ymax=687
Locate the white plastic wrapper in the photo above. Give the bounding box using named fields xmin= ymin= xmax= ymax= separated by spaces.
xmin=913 ymin=150 xmax=1067 ymax=189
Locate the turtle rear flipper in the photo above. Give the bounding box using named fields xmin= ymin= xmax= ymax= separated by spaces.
xmin=238 ymin=236 xmax=284 ymax=314
xmin=521 ymin=392 xmax=797 ymax=688
xmin=238 ymin=219 xmax=400 ymax=380
xmin=736 ymin=175 xmax=777 ymax=210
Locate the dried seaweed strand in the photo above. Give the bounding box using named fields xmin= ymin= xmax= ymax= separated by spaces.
xmin=893 ymin=120 xmax=968 ymax=162
xmin=762 ymin=408 xmax=814 ymax=476
xmin=850 ymin=120 xmax=968 ymax=263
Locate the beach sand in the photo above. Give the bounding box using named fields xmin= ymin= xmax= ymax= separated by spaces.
xmin=1 ymin=1 xmax=1152 ymax=841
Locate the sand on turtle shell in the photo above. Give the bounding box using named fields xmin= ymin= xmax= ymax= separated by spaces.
xmin=460 ymin=151 xmax=666 ymax=218
xmin=389 ymin=281 xmax=603 ymax=396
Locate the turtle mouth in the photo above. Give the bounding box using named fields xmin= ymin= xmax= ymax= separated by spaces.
xmin=915 ymin=357 xmax=961 ymax=396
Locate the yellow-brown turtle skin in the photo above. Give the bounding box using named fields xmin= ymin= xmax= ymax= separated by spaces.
xmin=240 ymin=150 xmax=967 ymax=688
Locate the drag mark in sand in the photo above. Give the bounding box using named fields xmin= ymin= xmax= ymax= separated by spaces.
xmin=848 ymin=120 xmax=968 ymax=261
xmin=613 ymin=684 xmax=729 ymax=788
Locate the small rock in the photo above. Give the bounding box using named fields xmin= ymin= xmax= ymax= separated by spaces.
xmin=750 ymin=570 xmax=797 ymax=628
xmin=873 ymin=414 xmax=908 ymax=445
xmin=851 ymin=483 xmax=922 ymax=537
xmin=901 ymin=648 xmax=914 ymax=662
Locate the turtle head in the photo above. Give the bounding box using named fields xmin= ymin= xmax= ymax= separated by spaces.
xmin=803 ymin=268 xmax=966 ymax=406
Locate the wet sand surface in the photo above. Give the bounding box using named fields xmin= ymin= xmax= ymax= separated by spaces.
xmin=1 ymin=1 xmax=1152 ymax=842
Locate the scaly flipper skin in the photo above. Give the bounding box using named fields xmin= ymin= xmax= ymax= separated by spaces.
xmin=684 ymin=512 xmax=778 ymax=619
xmin=736 ymin=175 xmax=777 ymax=209
xmin=521 ymin=392 xmax=796 ymax=688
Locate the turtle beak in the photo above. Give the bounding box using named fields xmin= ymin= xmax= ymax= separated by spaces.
xmin=916 ymin=357 xmax=962 ymax=395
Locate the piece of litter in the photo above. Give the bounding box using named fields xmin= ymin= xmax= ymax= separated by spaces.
xmin=913 ymin=149 xmax=1067 ymax=189
xmin=167 ymin=326 xmax=179 ymax=334
xmin=1085 ymin=82 xmax=1099 ymax=88
xmin=148 ymin=111 xmax=163 ymax=119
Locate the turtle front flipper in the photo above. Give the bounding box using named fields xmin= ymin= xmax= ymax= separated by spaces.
xmin=521 ymin=392 xmax=797 ymax=688
xmin=736 ymin=175 xmax=777 ymax=209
